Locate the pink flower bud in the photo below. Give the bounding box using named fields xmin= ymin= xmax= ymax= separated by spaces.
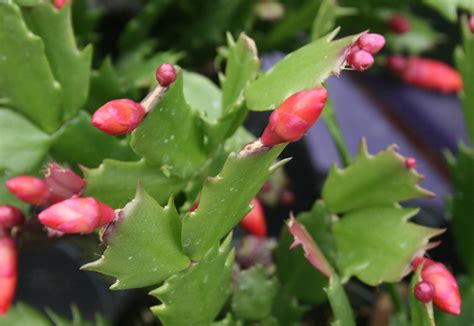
xmin=0 ymin=236 xmax=17 ymax=315
xmin=469 ymin=16 xmax=474 ymax=34
xmin=347 ymin=50 xmax=375 ymax=71
xmin=412 ymin=257 xmax=461 ymax=315
xmin=38 ymin=197 xmax=115 ymax=234
xmin=0 ymin=206 xmax=24 ymax=230
xmin=92 ymin=99 xmax=145 ymax=135
xmin=5 ymin=176 xmax=50 ymax=205
xmin=155 ymin=64 xmax=177 ymax=87
xmin=261 ymin=88 xmax=328 ymax=146
xmin=389 ymin=14 xmax=411 ymax=34
xmin=45 ymin=163 xmax=86 ymax=202
xmin=414 ymin=281 xmax=435 ymax=303
xmin=405 ymin=157 xmax=416 ymax=169
xmin=240 ymin=199 xmax=267 ymax=237
xmin=54 ymin=0 xmax=66 ymax=9
xmin=357 ymin=33 xmax=385 ymax=54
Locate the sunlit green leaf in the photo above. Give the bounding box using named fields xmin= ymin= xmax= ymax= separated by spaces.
xmin=150 ymin=234 xmax=234 ymax=326
xmin=82 ymin=187 xmax=190 ymax=290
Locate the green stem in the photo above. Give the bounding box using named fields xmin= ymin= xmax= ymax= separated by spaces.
xmin=386 ymin=283 xmax=405 ymax=314
xmin=322 ymin=100 xmax=351 ymax=167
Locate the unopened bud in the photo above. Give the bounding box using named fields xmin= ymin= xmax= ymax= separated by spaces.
xmin=389 ymin=14 xmax=411 ymax=34
xmin=45 ymin=163 xmax=86 ymax=202
xmin=347 ymin=50 xmax=375 ymax=71
xmin=0 ymin=206 xmax=24 ymax=230
xmin=0 ymin=236 xmax=17 ymax=315
xmin=38 ymin=197 xmax=115 ymax=234
xmin=5 ymin=176 xmax=50 ymax=205
xmin=470 ymin=16 xmax=474 ymax=34
xmin=54 ymin=0 xmax=66 ymax=9
xmin=261 ymin=88 xmax=327 ymax=146
xmin=357 ymin=33 xmax=385 ymax=54
xmin=240 ymin=198 xmax=267 ymax=237
xmin=405 ymin=157 xmax=416 ymax=169
xmin=155 ymin=64 xmax=177 ymax=87
xmin=412 ymin=257 xmax=461 ymax=315
xmin=414 ymin=281 xmax=435 ymax=303
xmin=92 ymin=99 xmax=145 ymax=135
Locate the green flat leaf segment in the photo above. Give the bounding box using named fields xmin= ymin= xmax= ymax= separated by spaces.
xmin=0 ymin=108 xmax=50 ymax=175
xmin=454 ymin=16 xmax=474 ymax=143
xmin=182 ymin=143 xmax=287 ymax=260
xmin=22 ymin=2 xmax=93 ymax=119
xmin=0 ymin=2 xmax=62 ymax=133
xmin=231 ymin=266 xmax=278 ymax=321
xmin=131 ymin=73 xmax=208 ymax=179
xmin=322 ymin=139 xmax=434 ymax=214
xmin=183 ymin=71 xmax=222 ymax=121
xmin=0 ymin=303 xmax=51 ymax=326
xmin=409 ymin=264 xmax=435 ymax=326
xmin=82 ymin=187 xmax=190 ymax=290
xmin=447 ymin=146 xmax=474 ymax=276
xmin=333 ymin=206 xmax=442 ymax=285
xmin=221 ymin=33 xmax=260 ymax=112
xmin=150 ymin=234 xmax=235 ymax=326
xmin=245 ymin=30 xmax=360 ymax=111
xmin=84 ymin=159 xmax=187 ymax=209
xmin=326 ymin=274 xmax=356 ymax=326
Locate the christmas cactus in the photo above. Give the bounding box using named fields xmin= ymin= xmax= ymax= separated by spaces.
xmin=0 ymin=0 xmax=472 ymax=325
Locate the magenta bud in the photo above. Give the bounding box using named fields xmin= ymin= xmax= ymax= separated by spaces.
xmin=45 ymin=163 xmax=86 ymax=202
xmin=92 ymin=99 xmax=145 ymax=135
xmin=54 ymin=0 xmax=66 ymax=9
xmin=0 ymin=206 xmax=24 ymax=230
xmin=5 ymin=176 xmax=50 ymax=205
xmin=414 ymin=281 xmax=435 ymax=303
xmin=469 ymin=16 xmax=474 ymax=34
xmin=405 ymin=157 xmax=416 ymax=169
xmin=357 ymin=33 xmax=385 ymax=54
xmin=38 ymin=197 xmax=115 ymax=234
xmin=412 ymin=257 xmax=461 ymax=315
xmin=347 ymin=50 xmax=375 ymax=71
xmin=155 ymin=64 xmax=177 ymax=87
xmin=389 ymin=14 xmax=411 ymax=34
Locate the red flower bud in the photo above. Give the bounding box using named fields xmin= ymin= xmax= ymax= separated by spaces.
xmin=155 ymin=64 xmax=177 ymax=87
xmin=0 ymin=236 xmax=17 ymax=315
xmin=357 ymin=33 xmax=385 ymax=54
xmin=414 ymin=281 xmax=435 ymax=303
xmin=45 ymin=163 xmax=86 ymax=202
xmin=387 ymin=56 xmax=463 ymax=93
xmin=5 ymin=176 xmax=50 ymax=205
xmin=405 ymin=157 xmax=416 ymax=169
xmin=470 ymin=16 xmax=474 ymax=34
xmin=347 ymin=50 xmax=375 ymax=71
xmin=261 ymin=88 xmax=327 ymax=146
xmin=240 ymin=198 xmax=267 ymax=237
xmin=92 ymin=99 xmax=145 ymax=135
xmin=38 ymin=197 xmax=115 ymax=234
xmin=389 ymin=14 xmax=411 ymax=34
xmin=0 ymin=206 xmax=24 ymax=231
xmin=412 ymin=258 xmax=461 ymax=315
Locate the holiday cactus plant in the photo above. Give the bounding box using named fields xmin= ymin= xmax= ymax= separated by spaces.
xmin=0 ymin=0 xmax=472 ymax=325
